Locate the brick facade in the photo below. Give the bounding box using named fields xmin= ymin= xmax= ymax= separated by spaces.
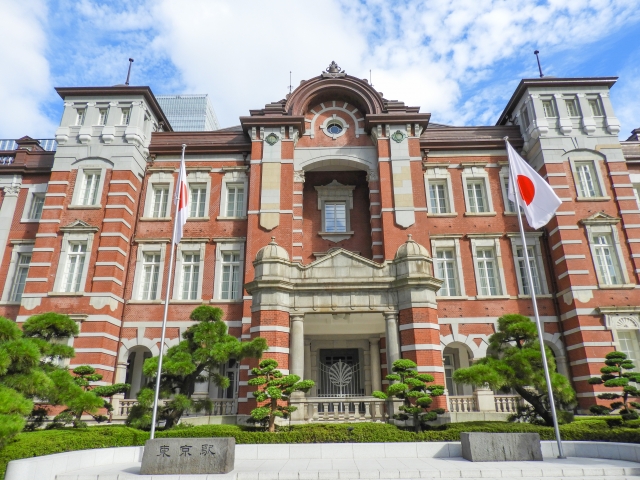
xmin=1 ymin=70 xmax=639 ymax=418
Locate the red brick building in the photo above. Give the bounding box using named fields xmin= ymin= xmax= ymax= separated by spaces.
xmin=1 ymin=63 xmax=640 ymax=420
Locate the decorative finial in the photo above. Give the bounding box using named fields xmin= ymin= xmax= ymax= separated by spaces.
xmin=269 ymin=236 xmax=277 ymax=245
xmin=326 ymin=61 xmax=343 ymax=74
xmin=407 ymin=234 xmax=413 ymax=241
xmin=322 ymin=61 xmax=347 ymax=78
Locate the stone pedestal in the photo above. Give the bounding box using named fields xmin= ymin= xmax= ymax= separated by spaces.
xmin=461 ymin=433 xmax=542 ymax=462
xmin=474 ymin=387 xmax=495 ymax=412
xmin=140 ymin=437 xmax=235 ymax=475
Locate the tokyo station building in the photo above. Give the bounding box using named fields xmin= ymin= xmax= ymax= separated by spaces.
xmin=1 ymin=62 xmax=640 ymax=421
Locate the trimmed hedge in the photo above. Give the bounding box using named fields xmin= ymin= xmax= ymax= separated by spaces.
xmin=3 ymin=420 xmax=640 ymax=479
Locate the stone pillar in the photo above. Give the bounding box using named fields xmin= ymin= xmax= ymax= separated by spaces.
xmin=384 ymin=312 xmax=400 ymax=372
xmin=290 ymin=314 xmax=305 ymax=379
xmin=474 ymin=387 xmax=496 ymax=412
xmin=289 ymin=314 xmax=305 ymax=421
xmin=0 ymin=184 xmax=21 ymax=266
xmin=304 ymin=340 xmax=311 ymax=381
xmin=130 ymin=351 xmax=146 ymax=398
xmin=369 ymin=337 xmax=382 ymax=392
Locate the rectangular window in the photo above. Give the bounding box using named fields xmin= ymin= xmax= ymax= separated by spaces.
xmin=435 ymin=249 xmax=458 ymax=296
xmin=575 ymin=161 xmax=601 ymax=197
xmin=521 ymin=106 xmax=531 ymax=129
xmin=429 ymin=181 xmax=450 ymax=214
xmin=325 ymin=202 xmax=347 ymax=232
xmin=516 ymin=246 xmax=542 ymax=295
xmin=476 ymin=248 xmax=499 ymax=296
xmin=593 ymin=234 xmax=621 ymax=285
xmin=226 ymin=184 xmax=244 ymax=217
xmin=189 ymin=184 xmax=207 ymax=218
xmin=443 ymin=354 xmax=456 ymax=395
xmin=542 ymin=99 xmax=556 ymax=118
xmin=501 ymin=176 xmax=517 ymax=213
xmin=79 ymin=171 xmax=101 ymax=206
xmin=618 ymin=331 xmax=640 ymax=369
xmin=98 ymin=108 xmax=108 ymax=126
xmin=75 ymin=109 xmax=86 ymax=126
xmin=467 ymin=180 xmax=488 ymax=213
xmin=140 ymin=253 xmax=161 ymax=300
xmin=28 ymin=193 xmax=45 ymax=220
xmin=588 ymin=98 xmax=603 ymax=116
xmin=63 ymin=243 xmax=87 ymax=292
xmin=221 ymin=252 xmax=241 ymax=300
xmin=152 ymin=185 xmax=170 ymax=217
xmin=566 ymin=99 xmax=580 ymax=117
xmin=181 ymin=253 xmax=200 ymax=300
xmin=9 ymin=253 xmax=31 ymax=302
xmin=121 ymin=108 xmax=131 ymax=125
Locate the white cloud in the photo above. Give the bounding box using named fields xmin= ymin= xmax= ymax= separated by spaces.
xmin=0 ymin=0 xmax=55 ymax=138
xmin=148 ymin=0 xmax=640 ymax=128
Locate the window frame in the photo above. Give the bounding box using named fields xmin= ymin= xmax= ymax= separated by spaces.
xmin=588 ymin=96 xmax=604 ymax=117
xmin=469 ymin=236 xmax=508 ymax=298
xmin=1 ymin=242 xmax=34 ymax=304
xmin=541 ymin=97 xmax=557 ymax=118
xmin=70 ymin=167 xmax=107 ymax=208
xmin=424 ymin=166 xmax=456 ymax=216
xmin=53 ymin=228 xmax=96 ymax=294
xmin=172 ymin=242 xmax=206 ymax=301
xmin=120 ymin=107 xmax=131 ymax=126
xmin=97 ymin=107 xmax=109 ymax=126
xmin=75 ymin=108 xmax=86 ymax=126
xmin=569 ymin=157 xmax=608 ymax=200
xmin=21 ymin=183 xmax=48 ymax=222
xmin=186 ymin=170 xmax=211 ymax=219
xmin=565 ymin=97 xmax=580 ymax=118
xmin=461 ymin=166 xmax=494 ymax=215
xmin=219 ymin=169 xmax=248 ymax=219
xmin=431 ymin=236 xmax=466 ymax=298
xmin=213 ymin=241 xmax=245 ymax=302
xmin=582 ymin=217 xmax=631 ymax=288
xmin=508 ymin=234 xmax=549 ymax=297
xmin=143 ymin=170 xmax=175 ymax=220
xmin=315 ymin=180 xmax=355 ymax=243
xmin=132 ymin=243 xmax=167 ymax=302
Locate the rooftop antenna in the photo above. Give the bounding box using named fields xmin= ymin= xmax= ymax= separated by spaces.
xmin=288 ymin=71 xmax=292 ymax=94
xmin=369 ymin=69 xmax=373 ymax=87
xmin=125 ymin=58 xmax=134 ymax=86
xmin=533 ymin=50 xmax=544 ymax=78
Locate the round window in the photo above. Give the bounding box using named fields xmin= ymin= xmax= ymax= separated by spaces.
xmin=326 ymin=122 xmax=343 ymax=135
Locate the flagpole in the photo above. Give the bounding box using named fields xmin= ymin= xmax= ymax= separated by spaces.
xmin=505 ymin=137 xmax=565 ymax=459
xmin=150 ymin=143 xmax=186 ymax=439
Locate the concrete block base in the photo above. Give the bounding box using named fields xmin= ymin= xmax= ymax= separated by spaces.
xmin=461 ymin=432 xmax=543 ymax=462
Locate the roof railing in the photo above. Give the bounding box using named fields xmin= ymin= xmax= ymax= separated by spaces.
xmin=0 ymin=139 xmax=57 ymax=152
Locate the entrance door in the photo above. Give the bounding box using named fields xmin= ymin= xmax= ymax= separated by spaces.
xmin=318 ymin=348 xmax=363 ymax=397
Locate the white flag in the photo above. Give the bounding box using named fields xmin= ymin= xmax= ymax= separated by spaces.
xmin=172 ymin=148 xmax=188 ymax=245
xmin=506 ymin=141 xmax=562 ymax=229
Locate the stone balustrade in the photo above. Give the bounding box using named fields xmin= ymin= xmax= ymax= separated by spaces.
xmin=447 ymin=391 xmax=522 ymax=414
xmin=289 ymin=396 xmax=387 ymax=423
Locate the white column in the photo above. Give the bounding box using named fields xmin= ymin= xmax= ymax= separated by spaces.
xmin=384 ymin=311 xmax=400 ymax=372
xmin=369 ymin=337 xmax=382 ymax=392
xmin=0 ymin=184 xmax=21 ymax=266
xmin=130 ymin=351 xmax=146 ymax=398
xmin=304 ymin=340 xmax=311 ymax=381
xmin=290 ymin=314 xmax=305 ymax=378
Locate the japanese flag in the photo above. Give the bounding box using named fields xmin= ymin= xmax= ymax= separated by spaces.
xmin=506 ymin=140 xmax=562 ymax=229
xmin=172 ymin=145 xmax=188 ymax=245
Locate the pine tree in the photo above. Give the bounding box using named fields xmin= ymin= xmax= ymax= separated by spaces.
xmin=248 ymin=359 xmax=314 ymax=432
xmin=453 ymin=313 xmax=575 ymax=426
xmin=588 ymin=351 xmax=640 ymax=420
xmin=372 ymin=359 xmax=445 ymax=433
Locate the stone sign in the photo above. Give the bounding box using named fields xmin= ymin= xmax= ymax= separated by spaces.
xmin=140 ymin=437 xmax=235 ymax=475
xmin=461 ymin=432 xmax=543 ymax=462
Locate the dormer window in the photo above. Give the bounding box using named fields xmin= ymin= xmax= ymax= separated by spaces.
xmin=542 ymin=99 xmax=556 ymax=118
xmin=121 ymin=108 xmax=131 ymax=125
xmin=75 ymin=109 xmax=86 ymax=126
xmin=565 ymin=98 xmax=580 ymax=117
xmin=98 ymin=108 xmax=108 ymax=126
xmin=588 ymin=97 xmax=603 ymax=117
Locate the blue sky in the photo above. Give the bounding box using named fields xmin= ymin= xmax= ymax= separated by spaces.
xmin=2 ymin=0 xmax=640 ymax=139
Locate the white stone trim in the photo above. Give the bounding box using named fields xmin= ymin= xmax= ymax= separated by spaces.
xmin=431 ymin=237 xmax=466 ymax=298
xmin=20 ymin=183 xmax=47 ymax=222
xmin=52 ymin=230 xmax=96 ymax=294
xmin=218 ymin=169 xmax=248 ymax=219
xmin=143 ymin=171 xmax=174 ymax=219
xmin=70 ymin=163 xmax=109 ymax=207
xmin=469 ymin=237 xmax=507 ymax=297
xmin=568 ymin=155 xmax=608 ymax=200
xmin=461 ymin=165 xmax=494 ymax=214
xmin=584 ymin=221 xmax=631 ymax=287
xmin=424 ymin=166 xmax=455 ymax=214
